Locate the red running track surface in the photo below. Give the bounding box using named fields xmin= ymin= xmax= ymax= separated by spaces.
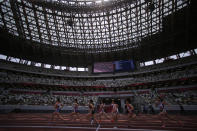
xmin=0 ymin=113 xmax=197 ymax=131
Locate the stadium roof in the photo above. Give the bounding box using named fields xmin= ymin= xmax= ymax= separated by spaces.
xmin=0 ymin=0 xmax=196 ymax=66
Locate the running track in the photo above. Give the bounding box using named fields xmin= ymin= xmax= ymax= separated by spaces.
xmin=0 ymin=113 xmax=197 ymax=131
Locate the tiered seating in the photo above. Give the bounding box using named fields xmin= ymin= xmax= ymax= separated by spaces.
xmin=0 ymin=88 xmax=98 ymax=106
xmin=0 ymin=62 xmax=196 ymax=87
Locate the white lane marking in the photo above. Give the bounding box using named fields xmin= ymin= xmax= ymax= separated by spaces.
xmin=0 ymin=125 xmax=171 ymax=131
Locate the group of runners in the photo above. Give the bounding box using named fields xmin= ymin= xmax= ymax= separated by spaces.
xmin=51 ymin=96 xmax=182 ymax=128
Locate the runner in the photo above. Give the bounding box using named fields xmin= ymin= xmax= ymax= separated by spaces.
xmin=87 ymin=99 xmax=97 ymax=125
xmin=51 ymin=98 xmax=65 ymax=121
xmin=97 ymin=100 xmax=110 ymax=123
xmin=111 ymin=100 xmax=119 ymax=122
xmin=125 ymin=99 xmax=136 ymax=121
xmin=70 ymin=99 xmax=81 ymax=121
xmin=156 ymin=95 xmax=182 ymax=128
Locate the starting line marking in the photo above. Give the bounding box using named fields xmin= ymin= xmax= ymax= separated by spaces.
xmin=0 ymin=125 xmax=171 ymax=131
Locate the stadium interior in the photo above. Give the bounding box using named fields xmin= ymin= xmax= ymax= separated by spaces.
xmin=0 ymin=0 xmax=197 ymax=131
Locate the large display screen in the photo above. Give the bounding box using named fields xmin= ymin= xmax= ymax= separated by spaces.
xmin=93 ymin=59 xmax=135 ymax=73
xmin=93 ymin=62 xmax=114 ymax=73
xmin=114 ymin=60 xmax=135 ymax=72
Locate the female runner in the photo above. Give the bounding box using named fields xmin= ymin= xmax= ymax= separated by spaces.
xmin=125 ymin=99 xmax=136 ymax=121
xmin=87 ymin=99 xmax=97 ymax=125
xmin=70 ymin=99 xmax=81 ymax=121
xmin=111 ymin=100 xmax=119 ymax=122
xmin=97 ymin=100 xmax=110 ymax=123
xmin=156 ymin=96 xmax=182 ymax=128
xmin=51 ymin=98 xmax=65 ymax=121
